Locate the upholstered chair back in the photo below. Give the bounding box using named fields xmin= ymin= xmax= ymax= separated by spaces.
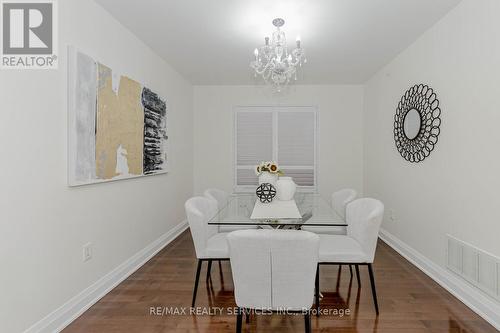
xmin=185 ymin=197 xmax=219 ymax=258
xmin=204 ymin=188 xmax=229 ymax=210
xmin=228 ymin=229 xmax=319 ymax=310
xmin=346 ymin=198 xmax=384 ymax=263
xmin=331 ymin=189 xmax=357 ymax=219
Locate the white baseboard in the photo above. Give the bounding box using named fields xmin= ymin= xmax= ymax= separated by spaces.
xmin=24 ymin=220 xmax=189 ymax=333
xmin=379 ymin=228 xmax=500 ymax=331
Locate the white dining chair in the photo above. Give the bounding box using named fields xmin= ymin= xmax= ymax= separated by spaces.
xmin=301 ymin=189 xmax=357 ymax=278
xmin=204 ymin=188 xmax=257 ymax=232
xmin=228 ymin=229 xmax=319 ymax=333
xmin=302 ymin=188 xmax=357 ymax=235
xmin=315 ymin=198 xmax=384 ymax=315
xmin=185 ymin=196 xmax=229 ymax=307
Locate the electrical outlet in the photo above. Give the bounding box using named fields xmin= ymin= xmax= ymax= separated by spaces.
xmin=83 ymin=243 xmax=92 ymax=262
xmin=389 ymin=209 xmax=396 ymax=222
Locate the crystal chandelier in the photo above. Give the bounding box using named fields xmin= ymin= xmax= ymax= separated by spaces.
xmin=250 ymin=18 xmax=306 ymax=91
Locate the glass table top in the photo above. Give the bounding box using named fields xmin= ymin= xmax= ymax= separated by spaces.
xmin=207 ymin=193 xmax=346 ymax=227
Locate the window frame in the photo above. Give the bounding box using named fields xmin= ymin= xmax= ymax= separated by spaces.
xmin=233 ymin=105 xmax=319 ymax=193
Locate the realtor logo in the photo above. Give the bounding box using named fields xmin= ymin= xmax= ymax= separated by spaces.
xmin=1 ymin=0 xmax=58 ymax=69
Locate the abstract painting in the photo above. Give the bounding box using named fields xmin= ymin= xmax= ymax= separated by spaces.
xmin=68 ymin=46 xmax=168 ymax=186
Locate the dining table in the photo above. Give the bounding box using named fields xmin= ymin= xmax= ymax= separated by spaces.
xmin=207 ymin=192 xmax=347 ymax=229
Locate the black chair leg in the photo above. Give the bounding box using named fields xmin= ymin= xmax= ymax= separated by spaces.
xmin=368 ymin=264 xmax=379 ymax=315
xmin=349 ymin=264 xmax=353 ymax=277
xmin=355 ymin=264 xmax=361 ymax=286
xmin=192 ymin=259 xmax=202 ymax=307
xmin=206 ymin=260 xmax=212 ymax=281
xmin=236 ymin=308 xmax=243 ymax=333
xmin=219 ymin=260 xmax=225 ymax=290
xmin=304 ymin=313 xmax=311 ymax=333
xmin=315 ymin=264 xmax=320 ymax=316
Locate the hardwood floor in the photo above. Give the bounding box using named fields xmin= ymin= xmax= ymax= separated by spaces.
xmin=64 ymin=230 xmax=498 ymax=333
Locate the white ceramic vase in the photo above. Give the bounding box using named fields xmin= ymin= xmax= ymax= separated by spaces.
xmin=276 ymin=177 xmax=297 ymax=201
xmin=258 ymin=172 xmax=278 ymax=186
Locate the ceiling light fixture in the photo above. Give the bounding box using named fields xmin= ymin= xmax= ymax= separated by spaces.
xmin=250 ymin=18 xmax=306 ymax=91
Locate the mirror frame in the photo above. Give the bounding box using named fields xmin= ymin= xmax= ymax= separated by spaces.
xmin=394 ymin=84 xmax=442 ymax=163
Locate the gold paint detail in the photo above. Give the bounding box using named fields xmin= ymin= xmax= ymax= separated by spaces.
xmin=95 ymin=64 xmax=144 ymax=179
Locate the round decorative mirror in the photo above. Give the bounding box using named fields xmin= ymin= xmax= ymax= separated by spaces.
xmin=394 ymin=84 xmax=442 ymax=163
xmin=403 ymin=109 xmax=421 ymax=140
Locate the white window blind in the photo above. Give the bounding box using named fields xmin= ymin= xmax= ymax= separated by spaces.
xmin=235 ymin=106 xmax=317 ymax=190
xmin=236 ymin=110 xmax=273 ymax=165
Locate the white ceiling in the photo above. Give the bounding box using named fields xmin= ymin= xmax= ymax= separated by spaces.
xmin=95 ymin=0 xmax=461 ymax=85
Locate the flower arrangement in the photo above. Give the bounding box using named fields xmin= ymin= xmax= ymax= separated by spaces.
xmin=255 ymin=161 xmax=284 ymax=176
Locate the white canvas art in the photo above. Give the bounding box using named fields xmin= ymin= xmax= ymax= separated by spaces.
xmin=68 ymin=46 xmax=168 ymax=186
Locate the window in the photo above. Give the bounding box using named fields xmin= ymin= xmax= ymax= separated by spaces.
xmin=234 ymin=106 xmax=317 ymax=191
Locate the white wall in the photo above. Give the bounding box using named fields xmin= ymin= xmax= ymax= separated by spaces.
xmin=0 ymin=0 xmax=193 ymax=332
xmin=364 ymin=0 xmax=500 ymax=273
xmin=193 ymin=85 xmax=364 ymax=199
